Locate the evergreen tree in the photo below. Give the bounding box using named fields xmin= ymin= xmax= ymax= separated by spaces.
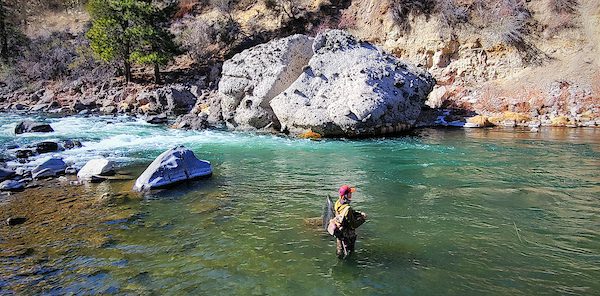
xmin=86 ymin=0 xmax=177 ymax=83
xmin=130 ymin=3 xmax=178 ymax=84
xmin=0 ymin=0 xmax=27 ymax=63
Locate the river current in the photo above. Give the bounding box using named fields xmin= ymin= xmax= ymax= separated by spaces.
xmin=1 ymin=114 xmax=599 ymax=295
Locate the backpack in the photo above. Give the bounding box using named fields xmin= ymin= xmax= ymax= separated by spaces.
xmin=327 ymin=206 xmax=350 ymax=238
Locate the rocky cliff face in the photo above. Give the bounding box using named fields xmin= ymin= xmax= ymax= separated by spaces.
xmin=339 ymin=0 xmax=600 ymax=124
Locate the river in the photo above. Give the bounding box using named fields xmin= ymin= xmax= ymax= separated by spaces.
xmin=1 ymin=114 xmax=599 ymax=295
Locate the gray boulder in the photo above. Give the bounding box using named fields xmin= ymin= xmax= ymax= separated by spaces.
xmin=35 ymin=141 xmax=60 ymax=154
xmin=270 ymin=30 xmax=435 ymax=137
xmin=0 ymin=168 xmax=16 ymax=181
xmin=146 ymin=114 xmax=168 ymax=124
xmin=0 ymin=180 xmax=24 ymax=191
xmin=136 ymin=85 xmax=198 ymax=115
xmin=32 ymin=157 xmax=67 ymax=179
xmin=77 ymin=158 xmax=116 ymax=181
xmin=218 ymin=34 xmax=314 ymax=130
xmin=174 ymin=113 xmax=209 ymax=130
xmin=133 ymin=146 xmax=212 ymax=191
xmin=15 ymin=120 xmax=54 ymax=134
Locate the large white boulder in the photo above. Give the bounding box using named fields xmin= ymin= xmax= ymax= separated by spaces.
xmin=77 ymin=158 xmax=116 ymax=181
xmin=218 ymin=34 xmax=314 ymax=130
xmin=133 ymin=146 xmax=212 ymax=191
xmin=270 ymin=30 xmax=435 ymax=137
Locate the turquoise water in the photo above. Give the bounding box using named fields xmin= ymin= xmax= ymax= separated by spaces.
xmin=1 ymin=114 xmax=599 ymax=295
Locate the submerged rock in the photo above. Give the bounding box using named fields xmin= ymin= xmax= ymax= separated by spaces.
xmin=270 ymin=30 xmax=435 ymax=137
xmin=77 ymin=158 xmax=116 ymax=181
xmin=218 ymin=34 xmax=314 ymax=130
xmin=6 ymin=217 xmax=27 ymax=226
xmin=32 ymin=157 xmax=67 ymax=179
xmin=133 ymin=146 xmax=212 ymax=191
xmin=14 ymin=120 xmax=54 ymax=134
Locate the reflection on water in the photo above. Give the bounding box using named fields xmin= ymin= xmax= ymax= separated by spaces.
xmin=1 ymin=114 xmax=600 ymax=295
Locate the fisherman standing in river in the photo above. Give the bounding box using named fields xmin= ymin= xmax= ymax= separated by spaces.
xmin=330 ymin=185 xmax=367 ymax=259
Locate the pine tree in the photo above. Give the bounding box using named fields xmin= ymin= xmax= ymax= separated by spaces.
xmin=86 ymin=0 xmax=177 ymax=83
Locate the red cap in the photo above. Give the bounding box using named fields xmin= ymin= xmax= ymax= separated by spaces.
xmin=339 ymin=185 xmax=356 ymax=197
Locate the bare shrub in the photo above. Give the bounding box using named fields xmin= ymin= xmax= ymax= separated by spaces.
xmin=178 ymin=19 xmax=218 ymax=61
xmin=69 ymin=34 xmax=116 ymax=84
xmin=0 ymin=64 xmax=25 ymax=91
xmin=177 ymin=17 xmax=241 ymax=63
xmin=435 ymin=0 xmax=469 ymax=30
xmin=548 ymin=0 xmax=579 ymax=14
xmin=17 ymin=32 xmax=76 ymax=81
xmin=262 ymin=0 xmax=303 ymax=19
xmin=390 ymin=0 xmax=436 ymax=32
xmin=474 ymin=0 xmax=548 ymax=65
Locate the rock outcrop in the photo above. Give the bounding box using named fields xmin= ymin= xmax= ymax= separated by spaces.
xmin=270 ymin=30 xmax=435 ymax=136
xmin=133 ymin=146 xmax=212 ymax=191
xmin=218 ymin=34 xmax=314 ymax=130
xmin=14 ymin=120 xmax=54 ymax=134
xmin=77 ymin=158 xmax=116 ymax=181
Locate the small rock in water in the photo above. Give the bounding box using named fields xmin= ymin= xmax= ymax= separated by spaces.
xmin=0 ymin=180 xmax=24 ymax=191
xmin=15 ymin=149 xmax=35 ymax=159
xmin=65 ymin=167 xmax=78 ymax=175
xmin=32 ymin=157 xmax=67 ymax=179
xmin=60 ymin=140 xmax=83 ymax=150
xmin=35 ymin=141 xmax=60 ymax=154
xmin=0 ymin=168 xmax=16 ymax=181
xmin=77 ymin=158 xmax=115 ymax=181
xmin=146 ymin=114 xmax=168 ymax=124
xmin=15 ymin=167 xmax=31 ymax=177
xmin=6 ymin=217 xmax=27 ymax=226
xmin=14 ymin=120 xmax=54 ymax=134
xmin=33 ymin=168 xmax=56 ymax=179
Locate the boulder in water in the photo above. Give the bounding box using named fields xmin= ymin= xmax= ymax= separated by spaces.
xmin=60 ymin=140 xmax=83 ymax=150
xmin=146 ymin=114 xmax=168 ymax=124
xmin=0 ymin=167 xmax=16 ymax=181
xmin=14 ymin=120 xmax=54 ymax=134
xmin=15 ymin=149 xmax=35 ymax=159
xmin=218 ymin=34 xmax=314 ymax=130
xmin=32 ymin=157 xmax=67 ymax=179
xmin=133 ymin=146 xmax=212 ymax=191
xmin=270 ymin=30 xmax=435 ymax=137
xmin=35 ymin=141 xmax=60 ymax=154
xmin=0 ymin=179 xmax=24 ymax=191
xmin=77 ymin=158 xmax=116 ymax=181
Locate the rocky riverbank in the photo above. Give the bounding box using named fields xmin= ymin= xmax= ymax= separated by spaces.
xmin=3 ymin=29 xmax=598 ymax=140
